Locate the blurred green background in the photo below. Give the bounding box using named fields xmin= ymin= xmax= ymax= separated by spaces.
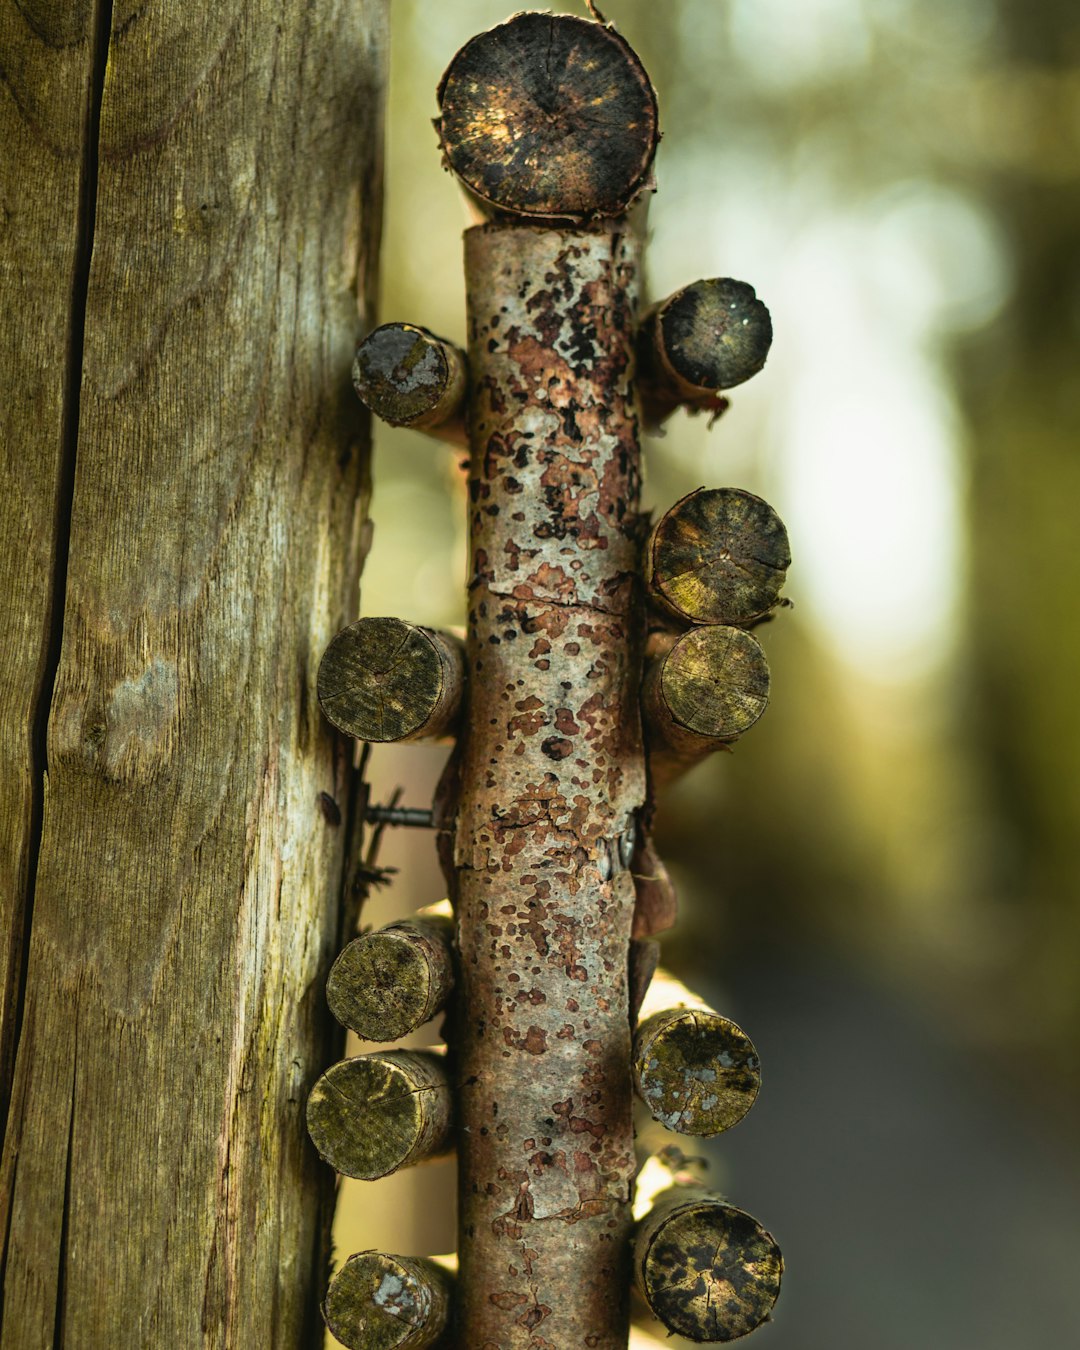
xmin=331 ymin=1 xmax=1080 ymax=1344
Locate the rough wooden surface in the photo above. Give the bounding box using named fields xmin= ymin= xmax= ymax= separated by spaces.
xmin=447 ymin=220 xmax=646 ymax=1347
xmin=633 ymin=1007 xmax=760 ymax=1137
xmin=0 ymin=2 xmax=387 ymax=1345
xmin=327 ymin=912 xmax=455 ymax=1042
xmin=634 ymin=1187 xmax=782 ymax=1343
xmin=324 ymin=1251 xmax=454 ymax=1350
xmin=318 ymin=617 xmax=465 ymax=743
xmin=643 ymin=627 xmax=770 ymax=787
xmin=637 ymin=279 xmax=772 ymax=426
xmin=306 ymin=1050 xmax=454 ymax=1181
xmin=645 ymin=488 xmax=790 ymax=628
xmin=436 ymin=13 xmax=658 ymax=220
xmin=353 ymin=323 xmax=468 ymax=444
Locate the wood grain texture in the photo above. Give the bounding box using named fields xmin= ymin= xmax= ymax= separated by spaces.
xmin=0 ymin=0 xmax=97 ymax=1141
xmin=0 ymin=1 xmax=388 ymax=1345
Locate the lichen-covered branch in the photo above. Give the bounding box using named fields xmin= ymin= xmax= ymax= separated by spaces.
xmin=445 ymin=219 xmax=647 ymax=1347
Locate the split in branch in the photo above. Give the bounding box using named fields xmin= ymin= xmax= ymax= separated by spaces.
xmin=353 ymin=323 xmax=468 ymax=446
xmin=305 ymin=1051 xmax=454 ymax=1180
xmin=327 ymin=906 xmax=455 ymax=1042
xmin=317 ymin=617 xmax=465 ymax=743
xmin=323 ymin=1251 xmax=453 ymax=1350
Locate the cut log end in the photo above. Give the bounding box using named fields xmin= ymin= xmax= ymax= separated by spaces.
xmin=647 ymin=488 xmax=791 ymax=627
xmin=661 ymin=279 xmax=772 ymax=393
xmin=317 ymin=617 xmax=464 ymax=744
xmin=660 ymin=626 xmax=770 ymax=741
xmin=305 ymin=1052 xmax=453 ymax=1180
xmin=436 ymin=13 xmax=658 ymax=220
xmin=635 ymin=1190 xmax=783 ymax=1342
xmin=633 ymin=1007 xmax=761 ymax=1136
xmin=327 ymin=915 xmax=455 ymax=1042
xmin=324 ymin=1251 xmax=453 ymax=1350
xmin=352 ymin=324 xmax=467 ymax=440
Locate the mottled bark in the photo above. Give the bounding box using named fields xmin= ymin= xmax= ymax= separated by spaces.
xmin=446 ymin=221 xmax=646 ymax=1347
xmin=436 ymin=13 xmax=658 ymax=221
xmin=637 ymin=279 xmax=772 ymax=428
xmin=642 ymin=627 xmax=771 ymax=788
xmin=327 ymin=909 xmax=455 ymax=1042
xmin=306 ymin=1050 xmax=454 ymax=1181
xmin=644 ymin=489 xmax=790 ymax=628
xmin=353 ymin=323 xmax=468 ymax=446
xmin=633 ymin=1187 xmax=782 ymax=1343
xmin=318 ymin=618 xmax=465 ymax=743
xmin=323 ymin=1252 xmax=454 ymax=1350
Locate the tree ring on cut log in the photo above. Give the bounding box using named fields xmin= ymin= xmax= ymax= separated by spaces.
xmin=316 ymin=617 xmax=464 ymax=743
xmin=327 ymin=915 xmax=455 ymax=1042
xmin=352 ymin=323 xmax=466 ymax=431
xmin=635 ymin=1190 xmax=783 ymax=1342
xmin=436 ymin=13 xmax=659 ymax=220
xmin=647 ymin=487 xmax=790 ymax=627
xmin=323 ymin=1251 xmax=453 ymax=1350
xmin=660 ymin=278 xmax=772 ymax=392
xmin=661 ymin=626 xmax=770 ymax=741
xmin=305 ymin=1052 xmax=453 ymax=1180
xmin=633 ymin=1006 xmax=761 ymax=1136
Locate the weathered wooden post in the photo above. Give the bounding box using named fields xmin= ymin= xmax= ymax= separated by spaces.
xmin=0 ymin=2 xmax=388 ymax=1344
xmin=313 ymin=8 xmax=790 ymax=1347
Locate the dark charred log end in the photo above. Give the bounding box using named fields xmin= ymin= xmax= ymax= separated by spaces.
xmin=316 ymin=617 xmax=464 ymax=743
xmin=305 ymin=1052 xmax=454 ymax=1180
xmin=661 ymin=279 xmax=773 ymax=393
xmin=661 ymin=626 xmax=770 ymax=741
xmin=636 ymin=1192 xmax=783 ymax=1342
xmin=633 ymin=1008 xmax=761 ymax=1136
xmin=327 ymin=916 xmax=456 ymax=1042
xmin=324 ymin=1251 xmax=454 ymax=1350
xmin=649 ymin=487 xmax=791 ymax=627
xmin=436 ymin=13 xmax=659 ymax=220
xmin=353 ymin=323 xmax=451 ymax=423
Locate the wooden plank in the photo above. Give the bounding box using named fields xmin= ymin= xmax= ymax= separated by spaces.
xmin=0 ymin=0 xmax=96 ymax=1134
xmin=0 ymin=0 xmax=387 ymax=1344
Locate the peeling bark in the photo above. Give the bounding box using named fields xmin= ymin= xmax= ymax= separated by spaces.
xmin=445 ymin=221 xmax=647 ymax=1347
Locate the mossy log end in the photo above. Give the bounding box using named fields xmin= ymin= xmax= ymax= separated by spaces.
xmin=317 ymin=617 xmax=465 ymax=744
xmin=646 ymin=488 xmax=791 ymax=627
xmin=327 ymin=912 xmax=455 ymax=1042
xmin=323 ymin=1252 xmax=453 ymax=1350
xmin=643 ymin=627 xmax=771 ymax=786
xmin=353 ymin=323 xmax=468 ymax=445
xmin=305 ymin=1051 xmax=453 ymax=1180
xmin=633 ymin=1007 xmax=761 ymax=1137
xmin=634 ymin=1187 xmax=783 ymax=1343
xmin=638 ymin=279 xmax=773 ymax=427
xmin=436 ymin=12 xmax=659 ymax=220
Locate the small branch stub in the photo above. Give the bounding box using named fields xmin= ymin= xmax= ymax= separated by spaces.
xmin=353 ymin=323 xmax=468 ymax=445
xmin=327 ymin=911 xmax=455 ymax=1042
xmin=324 ymin=1251 xmax=453 ymax=1350
xmin=436 ymin=12 xmax=659 ymax=220
xmin=317 ymin=617 xmax=465 ymax=744
xmin=305 ymin=1051 xmax=454 ymax=1180
xmin=638 ymin=279 xmax=772 ymax=427
xmin=634 ymin=1186 xmax=783 ymax=1342
xmin=643 ymin=626 xmax=771 ymax=786
xmin=633 ymin=1006 xmax=760 ymax=1137
xmin=646 ymin=487 xmax=790 ymax=627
